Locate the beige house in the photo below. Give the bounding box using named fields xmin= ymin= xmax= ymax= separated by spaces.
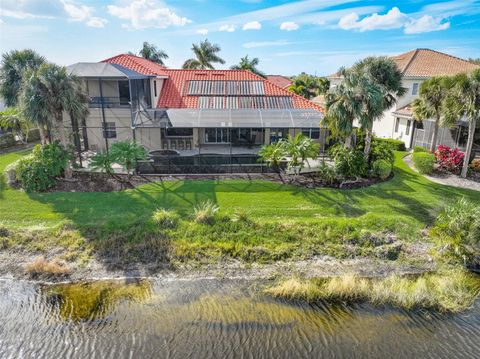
xmin=328 ymin=48 xmax=480 ymax=150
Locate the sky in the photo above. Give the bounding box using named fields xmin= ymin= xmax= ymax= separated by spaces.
xmin=0 ymin=0 xmax=479 ymax=76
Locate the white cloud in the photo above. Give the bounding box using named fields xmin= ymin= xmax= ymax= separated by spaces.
xmin=243 ymin=40 xmax=293 ymax=48
xmin=280 ymin=21 xmax=299 ymax=31
xmin=338 ymin=6 xmax=451 ymax=34
xmin=87 ymin=17 xmax=108 ymax=28
xmin=338 ymin=7 xmax=406 ymax=31
xmin=219 ymin=24 xmax=236 ymax=32
xmin=107 ymin=0 xmax=191 ymax=30
xmin=196 ymin=28 xmax=209 ymax=35
xmin=0 ymin=8 xmax=53 ymax=19
xmin=61 ymin=0 xmax=107 ymax=27
xmin=242 ymin=21 xmax=261 ymax=30
xmin=404 ymin=15 xmax=450 ymax=34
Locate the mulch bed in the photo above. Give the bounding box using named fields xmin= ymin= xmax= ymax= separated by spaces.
xmin=47 ymin=170 xmax=391 ymax=193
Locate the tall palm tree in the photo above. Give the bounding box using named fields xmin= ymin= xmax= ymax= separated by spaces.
xmin=442 ymin=69 xmax=480 ymax=178
xmin=352 ymin=56 xmax=406 ymax=159
xmin=182 ymin=39 xmax=225 ymax=70
xmin=21 ymin=63 xmax=89 ymax=178
xmin=412 ymin=76 xmax=451 ymax=152
xmin=325 ymin=68 xmax=363 ymax=148
xmin=0 ymin=49 xmax=45 ymax=107
xmin=138 ymin=42 xmax=169 ymax=65
xmin=231 ymin=55 xmax=265 ymax=77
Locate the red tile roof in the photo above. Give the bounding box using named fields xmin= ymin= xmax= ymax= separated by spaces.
xmin=102 ymin=54 xmax=323 ymax=112
xmin=392 ymin=103 xmax=413 ymax=118
xmin=266 ymin=75 xmax=293 ymax=89
xmin=102 ymin=53 xmax=168 ymax=76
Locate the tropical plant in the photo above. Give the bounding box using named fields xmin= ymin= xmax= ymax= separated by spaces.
xmin=412 ymin=76 xmax=452 ymax=152
xmin=258 ymin=141 xmax=286 ymax=172
xmin=434 ymin=145 xmax=464 ymax=173
xmin=288 ymin=73 xmax=329 ymax=99
xmin=442 ymin=69 xmax=480 ymax=178
xmin=372 ymin=159 xmax=392 ymax=180
xmin=0 ymin=107 xmax=32 ymax=143
xmin=20 ymin=63 xmax=89 ymax=178
xmin=138 ymin=41 xmax=169 ymax=65
xmin=412 ymin=152 xmax=435 ymax=174
xmin=89 ymin=151 xmax=115 ymax=176
xmin=230 ymin=55 xmax=265 ymax=77
xmin=328 ymin=144 xmax=367 ymax=179
xmin=351 ymin=57 xmax=406 ymax=160
xmin=194 ymin=200 xmax=219 ymax=224
xmin=282 ymin=134 xmax=319 ymax=169
xmin=369 ymin=140 xmax=395 ymax=165
xmin=109 ymin=141 xmax=147 ymax=176
xmin=182 ymin=39 xmax=225 ymax=70
xmin=431 ymin=198 xmax=480 ymax=268
xmin=317 ymin=161 xmax=337 ymax=186
xmin=0 ymin=49 xmax=45 ymax=107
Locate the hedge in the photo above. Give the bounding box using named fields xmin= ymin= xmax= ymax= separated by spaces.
xmin=413 ymin=152 xmax=435 ymax=174
xmin=0 ymin=133 xmax=15 ymax=149
xmin=413 ymin=146 xmax=428 ymax=153
xmin=374 ymin=138 xmax=406 ymax=151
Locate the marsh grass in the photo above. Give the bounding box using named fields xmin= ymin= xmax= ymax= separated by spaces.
xmin=25 ymin=256 xmax=71 ymax=278
xmin=152 ymin=209 xmax=180 ymax=229
xmin=194 ymin=200 xmax=219 ymax=224
xmin=266 ymin=271 xmax=480 ymax=312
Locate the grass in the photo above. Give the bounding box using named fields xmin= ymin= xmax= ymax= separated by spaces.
xmin=1 ymin=150 xmax=480 ymax=266
xmin=25 ymin=256 xmax=71 ymax=279
xmin=265 ymin=271 xmax=480 ymax=312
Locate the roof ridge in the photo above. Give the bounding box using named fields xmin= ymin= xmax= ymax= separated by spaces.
xmin=419 ymin=48 xmax=480 ymax=67
xmin=400 ymin=48 xmax=419 ymax=75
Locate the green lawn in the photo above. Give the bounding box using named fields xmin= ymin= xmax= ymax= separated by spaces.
xmin=1 ymin=151 xmax=479 ymax=230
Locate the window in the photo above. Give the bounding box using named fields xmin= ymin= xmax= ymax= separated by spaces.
xmin=394 ymin=118 xmax=400 ymax=133
xmin=103 ymin=122 xmax=116 ymax=139
xmin=118 ymin=81 xmax=130 ymax=105
xmin=412 ymin=83 xmax=419 ymax=95
xmin=154 ymin=80 xmax=157 ymax=97
xmin=406 ymin=120 xmax=411 ymax=136
xmin=166 ymin=128 xmax=193 ymax=137
xmin=302 ymin=128 xmax=320 ymax=139
xmin=270 ymin=128 xmax=288 ymax=143
xmin=205 ymin=128 xmax=230 ymax=143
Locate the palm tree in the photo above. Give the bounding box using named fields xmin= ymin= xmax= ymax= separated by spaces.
xmin=288 ymin=73 xmax=330 ymax=99
xmin=0 ymin=107 xmax=31 ymax=143
xmin=182 ymin=39 xmax=225 ymax=70
xmin=138 ymin=42 xmax=169 ymax=65
xmin=258 ymin=141 xmax=286 ymax=173
xmin=21 ymin=63 xmax=89 ymax=178
xmin=325 ymin=68 xmax=363 ymax=148
xmin=110 ymin=141 xmax=146 ymax=178
xmin=442 ymin=69 xmax=480 ymax=178
xmin=0 ymin=49 xmax=45 ymax=107
xmin=412 ymin=76 xmax=451 ymax=152
xmin=231 ymin=55 xmax=265 ymax=77
xmin=352 ymin=56 xmax=406 ymax=160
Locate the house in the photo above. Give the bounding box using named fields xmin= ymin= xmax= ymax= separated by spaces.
xmin=67 ymin=55 xmax=325 ymax=164
xmin=266 ymin=75 xmax=293 ymax=89
xmin=327 ymin=49 xmax=480 ymax=151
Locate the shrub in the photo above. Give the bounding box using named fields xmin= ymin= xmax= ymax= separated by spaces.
xmin=372 ymin=159 xmax=392 ymax=180
xmin=14 ymin=143 xmax=69 ymax=192
xmin=0 ymin=133 xmax=15 ymax=149
xmin=370 ymin=140 xmax=395 ymax=165
xmin=434 ymin=145 xmax=464 ymax=173
xmin=413 ymin=152 xmax=435 ymax=174
xmin=471 ymin=159 xmax=480 ymax=172
xmin=110 ymin=141 xmax=147 ymax=175
xmin=194 ymin=200 xmax=219 ymax=224
xmin=26 ymin=128 xmax=40 ymax=142
xmin=317 ymin=161 xmax=338 ymax=185
xmin=329 ymin=145 xmax=367 ymax=179
xmin=413 ymin=146 xmax=428 ymax=153
xmin=430 ymin=198 xmax=480 ymax=268
xmin=90 ymin=151 xmax=114 ymax=175
xmin=374 ymin=138 xmax=406 ymax=151
xmin=232 ymin=210 xmax=250 ymax=223
xmin=152 ymin=209 xmax=179 ymax=229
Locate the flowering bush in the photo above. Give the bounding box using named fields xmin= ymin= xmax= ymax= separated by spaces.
xmin=434 ymin=145 xmax=464 ymax=173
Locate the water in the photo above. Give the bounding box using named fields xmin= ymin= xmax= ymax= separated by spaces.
xmin=1 ymin=278 xmax=479 ymax=359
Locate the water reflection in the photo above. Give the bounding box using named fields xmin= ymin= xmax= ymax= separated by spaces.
xmin=0 ymin=278 xmax=479 ymax=359
xmin=41 ymin=279 xmax=151 ymax=321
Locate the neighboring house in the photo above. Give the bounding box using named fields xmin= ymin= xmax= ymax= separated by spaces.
xmin=328 ymin=49 xmax=480 ymax=150
xmin=266 ymin=75 xmax=293 ymax=89
xmin=67 ymin=55 xmax=324 ymax=159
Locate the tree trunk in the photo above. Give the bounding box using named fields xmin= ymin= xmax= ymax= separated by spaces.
xmin=461 ymin=118 xmax=476 ymax=178
xmin=37 ymin=124 xmax=47 ymax=145
xmin=344 ymin=134 xmax=352 ymax=148
xmin=56 ymin=112 xmax=72 ymax=179
xmin=429 ymin=115 xmax=440 ymax=152
xmin=364 ymin=127 xmax=373 ymax=161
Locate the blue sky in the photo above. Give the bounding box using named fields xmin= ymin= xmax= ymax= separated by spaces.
xmin=1 ymin=0 xmax=479 ymax=76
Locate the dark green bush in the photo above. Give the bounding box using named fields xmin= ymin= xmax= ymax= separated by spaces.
xmin=15 ymin=143 xmax=69 ymax=192
xmin=374 ymin=138 xmax=406 ymax=151
xmin=413 ymin=146 xmax=428 ymax=153
xmin=413 ymin=152 xmax=435 ymax=174
xmin=0 ymin=133 xmax=15 ymax=149
xmin=317 ymin=161 xmax=338 ymax=185
xmin=329 ymin=145 xmax=367 ymax=179
xmin=372 ymin=159 xmax=392 ymax=180
xmin=370 ymin=140 xmax=395 ymax=165
xmin=26 ymin=128 xmax=40 ymax=142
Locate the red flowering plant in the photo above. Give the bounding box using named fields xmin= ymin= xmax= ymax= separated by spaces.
xmin=434 ymin=145 xmax=465 ymax=173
